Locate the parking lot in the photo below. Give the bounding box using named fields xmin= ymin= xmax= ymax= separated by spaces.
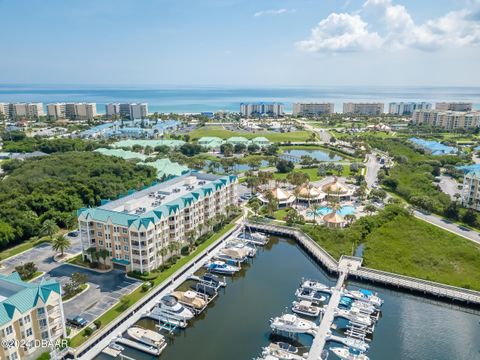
xmin=0 ymin=234 xmax=140 ymax=323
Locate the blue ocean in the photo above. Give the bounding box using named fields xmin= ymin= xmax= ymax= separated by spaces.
xmin=0 ymin=84 xmax=479 ymax=113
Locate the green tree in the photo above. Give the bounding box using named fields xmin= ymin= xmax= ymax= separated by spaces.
xmin=40 ymin=219 xmax=59 ymax=241
xmin=51 ymin=235 xmax=71 ymax=257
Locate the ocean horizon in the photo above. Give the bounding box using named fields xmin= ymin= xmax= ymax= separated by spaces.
xmin=0 ymin=84 xmax=479 ymax=114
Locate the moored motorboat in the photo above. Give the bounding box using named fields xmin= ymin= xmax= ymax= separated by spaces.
xmin=217 ymin=248 xmax=248 ymax=263
xmin=292 ymin=300 xmax=321 ymax=317
xmin=149 ymin=295 xmax=194 ymax=327
xmin=330 ymin=347 xmax=369 ymax=360
xmin=344 ymin=289 xmax=383 ymax=308
xmin=300 ymin=280 xmax=331 ymax=293
xmin=127 ymin=326 xmax=167 ymax=349
xmin=295 ymin=287 xmax=327 ymax=304
xmin=262 ymin=342 xmax=304 ymax=360
xmin=204 ymin=260 xmax=240 ymax=275
xmin=171 ymin=290 xmax=207 ymax=312
xmin=350 ymin=301 xmax=377 ymax=315
xmin=270 ymin=314 xmax=317 ymax=336
xmin=334 ymin=309 xmax=373 ymax=327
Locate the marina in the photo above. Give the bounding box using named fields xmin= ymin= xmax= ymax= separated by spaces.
xmin=92 ymin=235 xmax=480 ymax=360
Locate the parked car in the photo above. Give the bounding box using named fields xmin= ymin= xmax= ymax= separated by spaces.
xmin=67 ymin=230 xmax=79 ymax=237
xmin=68 ymin=316 xmax=88 ymax=328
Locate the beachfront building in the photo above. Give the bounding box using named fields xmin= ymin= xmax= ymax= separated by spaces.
xmin=343 ymin=102 xmax=384 ymax=116
xmin=240 ymin=102 xmax=284 ymax=118
xmin=293 ymin=102 xmax=334 ymax=116
xmin=461 ymin=170 xmax=480 ymax=211
xmin=258 ymin=187 xmax=296 ymax=208
xmin=0 ymin=273 xmax=66 ymax=360
xmin=3 ymin=103 xmax=44 ymax=119
xmin=388 ymin=102 xmax=431 ymax=115
xmin=77 ymin=172 xmax=238 ymax=273
xmin=435 ymin=102 xmax=473 ymax=112
xmin=106 ymin=103 xmax=148 ymax=119
xmin=411 ymin=110 xmax=480 ymax=130
xmin=47 ymin=103 xmax=97 ymax=120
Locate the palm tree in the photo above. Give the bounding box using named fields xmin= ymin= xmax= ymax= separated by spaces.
xmin=159 ymin=247 xmax=169 ymax=264
xmin=186 ymin=230 xmax=196 ymax=251
xmin=311 ymin=203 xmax=321 ymax=224
xmin=40 ymin=219 xmax=59 ymax=241
xmin=250 ymin=199 xmax=261 ymax=218
xmin=344 ymin=214 xmax=356 ymax=225
xmin=364 ymin=204 xmax=377 ymax=215
xmin=86 ymin=247 xmax=98 ymax=263
xmin=51 ymin=235 xmax=71 ymax=257
xmin=98 ymin=248 xmax=109 ymax=268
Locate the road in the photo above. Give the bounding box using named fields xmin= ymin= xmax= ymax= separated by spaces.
xmin=413 ymin=210 xmax=480 ymax=245
xmin=365 ymin=153 xmax=381 ymax=188
xmin=298 ymin=120 xmax=331 ymax=142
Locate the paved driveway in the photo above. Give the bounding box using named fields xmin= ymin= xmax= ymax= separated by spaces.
xmin=39 ymin=265 xmax=139 ymax=322
xmin=0 ymin=235 xmax=140 ymax=323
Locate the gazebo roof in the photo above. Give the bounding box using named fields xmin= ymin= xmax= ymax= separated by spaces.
xmin=268 ymin=187 xmax=293 ymax=201
xmin=323 ymin=212 xmax=345 ymax=224
xmin=321 ymin=177 xmax=349 ymax=194
xmin=298 ymin=185 xmax=321 ymax=198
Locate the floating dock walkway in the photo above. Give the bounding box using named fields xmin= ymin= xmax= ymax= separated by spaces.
xmin=246 ymin=221 xmax=480 ymax=308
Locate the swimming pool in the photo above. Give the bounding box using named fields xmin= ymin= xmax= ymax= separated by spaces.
xmin=308 ymin=205 xmax=356 ymax=217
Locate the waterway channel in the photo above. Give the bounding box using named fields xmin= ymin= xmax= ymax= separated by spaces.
xmin=94 ymin=236 xmax=480 ymax=360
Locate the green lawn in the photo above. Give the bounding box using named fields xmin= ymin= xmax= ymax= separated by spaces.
xmin=363 ymin=215 xmax=480 ymax=290
xmin=189 ymin=126 xmax=314 ymax=143
xmin=69 ymin=216 xmax=240 ymax=348
xmin=274 ymin=168 xmax=322 ymax=181
xmin=273 ymin=208 xmax=290 ymax=221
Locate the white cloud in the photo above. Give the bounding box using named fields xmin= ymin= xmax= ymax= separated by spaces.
xmin=254 ymin=8 xmax=295 ymax=17
xmin=298 ymin=0 xmax=480 ymax=53
xmin=296 ymin=13 xmax=382 ymax=52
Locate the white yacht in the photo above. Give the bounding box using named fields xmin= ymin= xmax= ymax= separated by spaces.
xmin=150 ymin=295 xmax=194 ymax=327
xmin=295 ymin=287 xmax=327 ymax=304
xmin=270 ymin=314 xmax=317 ymax=336
xmin=300 ymin=280 xmax=331 ymax=293
xmin=330 ymin=347 xmax=369 ymax=360
xmin=217 ymin=248 xmax=248 ymax=263
xmin=127 ymin=326 xmax=167 ymax=350
xmin=204 ymin=260 xmax=240 ymax=275
xmin=344 ymin=289 xmax=383 ymax=308
xmin=262 ymin=342 xmax=304 ymax=360
xmin=350 ymin=301 xmax=377 ymax=315
xmin=225 ymin=240 xmax=257 ymax=257
xmin=335 ymin=308 xmax=373 ymax=327
xmin=292 ymin=300 xmax=321 ymax=317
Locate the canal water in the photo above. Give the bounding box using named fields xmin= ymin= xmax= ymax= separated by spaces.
xmin=95 ymin=237 xmax=480 ymax=360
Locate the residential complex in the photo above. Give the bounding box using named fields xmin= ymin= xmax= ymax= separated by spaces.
xmin=105 ymin=103 xmax=149 ymax=119
xmin=435 ymin=102 xmax=473 ymax=112
xmin=461 ymin=170 xmax=480 ymax=211
xmin=342 ymin=102 xmax=384 ymax=115
xmin=46 ymin=103 xmax=97 ymax=120
xmin=77 ymin=172 xmax=238 ymax=273
xmin=239 ymin=102 xmax=284 ymax=117
xmin=0 ymin=103 xmax=44 ymax=119
xmin=292 ymin=102 xmax=334 ymax=116
xmin=411 ymin=110 xmax=480 ymax=130
xmin=0 ymin=273 xmax=66 ymax=360
xmin=388 ymin=102 xmax=431 ymax=115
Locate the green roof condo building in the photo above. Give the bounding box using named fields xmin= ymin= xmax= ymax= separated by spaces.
xmin=77 ymin=172 xmax=238 ymax=273
xmin=0 ymin=273 xmax=66 ymax=360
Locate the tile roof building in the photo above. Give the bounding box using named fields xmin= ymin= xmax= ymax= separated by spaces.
xmin=0 ymin=273 xmax=66 ymax=360
xmin=77 ymin=172 xmax=237 ymax=273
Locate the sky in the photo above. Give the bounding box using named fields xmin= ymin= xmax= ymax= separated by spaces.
xmin=0 ymin=0 xmax=479 ymax=87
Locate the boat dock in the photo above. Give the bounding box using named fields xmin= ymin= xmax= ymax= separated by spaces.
xmin=114 ymin=337 xmax=162 ymax=356
xmin=307 ymin=258 xmax=357 ymax=360
xmin=246 ymin=221 xmax=480 ymax=307
xmin=101 ymin=346 xmax=122 ymax=357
